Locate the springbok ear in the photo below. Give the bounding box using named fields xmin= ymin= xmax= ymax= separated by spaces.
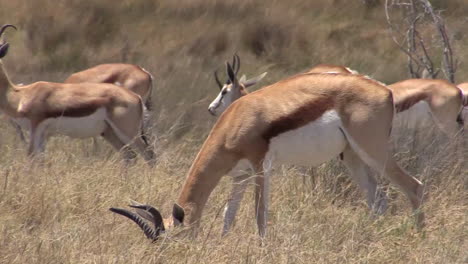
xmin=226 ymin=62 xmax=239 ymax=86
xmin=0 ymin=43 xmax=10 ymax=59
xmin=172 ymin=203 xmax=185 ymax=225
xmin=239 ymin=74 xmax=247 ymax=83
xmin=242 ymin=72 xmax=267 ymax=88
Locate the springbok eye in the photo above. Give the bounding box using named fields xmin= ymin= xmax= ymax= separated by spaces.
xmin=221 ymin=90 xmax=227 ymax=95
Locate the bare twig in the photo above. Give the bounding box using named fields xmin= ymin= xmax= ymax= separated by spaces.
xmin=384 ymin=0 xmax=457 ymax=82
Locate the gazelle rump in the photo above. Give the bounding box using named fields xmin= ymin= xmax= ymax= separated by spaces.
xmin=0 ymin=24 xmax=155 ymax=164
xmin=111 ymin=63 xmax=425 ymax=239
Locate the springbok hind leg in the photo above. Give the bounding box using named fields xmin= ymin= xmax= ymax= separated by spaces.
xmin=129 ymin=136 xmax=156 ymax=167
xmin=341 ymin=146 xmax=388 ymax=215
xmin=342 ymin=126 xmax=425 ymax=228
xmin=101 ymin=127 xmax=137 ymax=165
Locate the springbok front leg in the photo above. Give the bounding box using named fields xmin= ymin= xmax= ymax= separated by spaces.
xmin=254 ymin=157 xmax=273 ymax=238
xmin=223 ymin=173 xmax=250 ymax=235
xmin=28 ymin=121 xmax=48 ymax=158
xmin=341 ymin=146 xmax=388 ymax=215
xmin=9 ymin=119 xmax=26 ymax=143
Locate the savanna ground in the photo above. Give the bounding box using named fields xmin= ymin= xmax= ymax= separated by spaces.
xmin=0 ymin=0 xmax=467 ymax=263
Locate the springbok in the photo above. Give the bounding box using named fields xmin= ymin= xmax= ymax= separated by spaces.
xmin=110 ymin=62 xmax=425 ymax=240
xmin=12 ymin=64 xmax=155 ymax=144
xmin=208 ymin=62 xmax=465 ymax=233
xmin=308 ymin=65 xmax=465 ymax=136
xmin=64 ymin=63 xmax=155 ymax=152
xmin=208 ymin=62 xmax=353 ymax=117
xmin=308 ymin=64 xmax=465 ymax=137
xmin=208 ymin=54 xmax=267 ymax=116
xmin=0 ymin=24 xmax=155 ymax=163
xmin=457 ymin=82 xmax=468 ymax=128
xmin=64 ymin=63 xmax=154 ymax=110
xmin=388 ymin=79 xmax=465 ymax=138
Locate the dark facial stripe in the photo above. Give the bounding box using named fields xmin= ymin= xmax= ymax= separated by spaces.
xmin=262 ymin=96 xmax=335 ymax=142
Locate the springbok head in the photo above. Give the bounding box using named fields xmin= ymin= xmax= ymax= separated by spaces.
xmin=0 ymin=24 xmax=17 ymax=59
xmin=208 ymin=54 xmax=267 ymax=116
xmin=110 ymin=201 xmax=185 ymax=241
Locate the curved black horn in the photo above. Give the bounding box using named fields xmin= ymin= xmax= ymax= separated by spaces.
xmin=214 ymin=69 xmax=223 ymax=90
xmin=234 ymin=54 xmax=241 ymax=75
xmin=129 ymin=204 xmax=165 ymax=233
xmin=231 ymin=54 xmax=237 ymax=75
xmin=226 ymin=61 xmax=237 ymax=84
xmin=0 ymin=24 xmax=17 ymax=37
xmin=110 ymin=206 xmax=164 ymax=241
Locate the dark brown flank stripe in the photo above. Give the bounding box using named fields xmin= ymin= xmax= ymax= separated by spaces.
xmin=261 ymin=96 xmax=335 ymax=142
xmin=394 ymin=92 xmax=427 ymax=113
xmin=46 ymin=98 xmax=109 ymax=118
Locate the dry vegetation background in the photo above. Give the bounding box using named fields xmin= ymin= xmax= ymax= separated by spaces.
xmin=0 ymin=0 xmax=466 ymax=263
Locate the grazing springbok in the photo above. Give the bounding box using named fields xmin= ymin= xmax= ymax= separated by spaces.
xmin=110 ymin=62 xmax=425 ymax=240
xmin=207 ymin=62 xmax=464 ymax=234
xmin=208 ymin=54 xmax=267 ymax=116
xmin=64 ymin=63 xmax=155 ymax=152
xmin=64 ymin=63 xmax=154 ymax=111
xmin=0 ymin=24 xmax=155 ymax=164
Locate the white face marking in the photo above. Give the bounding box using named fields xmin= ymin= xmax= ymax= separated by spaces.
xmin=266 ymin=110 xmax=347 ymax=166
xmin=208 ymin=85 xmax=238 ymax=116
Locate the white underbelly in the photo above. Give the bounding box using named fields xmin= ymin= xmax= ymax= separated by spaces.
xmin=394 ymin=101 xmax=433 ymax=128
xmin=42 ymin=108 xmax=108 ymax=138
xmin=266 ymin=110 xmax=346 ymax=166
xmin=227 ymin=111 xmax=346 ymax=177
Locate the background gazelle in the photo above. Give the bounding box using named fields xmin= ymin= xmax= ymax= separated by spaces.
xmin=64 ymin=63 xmax=154 ymax=111
xmin=0 ymin=24 xmax=155 ymax=164
xmin=208 ymin=54 xmax=267 ymax=116
xmin=110 ymin=62 xmax=425 ymax=240
xmin=12 ymin=63 xmax=155 ymax=145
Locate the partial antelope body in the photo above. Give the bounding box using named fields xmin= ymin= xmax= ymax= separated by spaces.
xmin=390 ymin=79 xmax=465 ymax=137
xmin=457 ymin=82 xmax=468 ymax=128
xmin=307 ymin=64 xmax=465 ymax=137
xmin=111 ymin=62 xmax=424 ymax=240
xmin=306 ymin=64 xmax=358 ymax=74
xmin=64 ymin=63 xmax=154 ymax=111
xmin=0 ymin=24 xmax=155 ymax=164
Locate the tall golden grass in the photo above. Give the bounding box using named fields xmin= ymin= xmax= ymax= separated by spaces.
xmin=0 ymin=0 xmax=466 ymax=263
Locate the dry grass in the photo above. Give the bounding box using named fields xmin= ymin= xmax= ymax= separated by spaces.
xmin=0 ymin=124 xmax=466 ymax=264
xmin=0 ymin=0 xmax=467 ymax=263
